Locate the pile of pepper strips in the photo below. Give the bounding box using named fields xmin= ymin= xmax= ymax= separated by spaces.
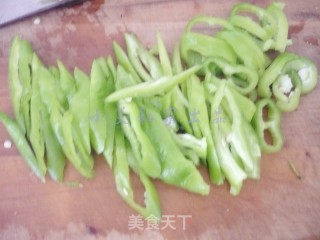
xmin=0 ymin=3 xmax=318 ymax=218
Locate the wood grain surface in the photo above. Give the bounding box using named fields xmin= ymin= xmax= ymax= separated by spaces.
xmin=0 ymin=0 xmax=319 ymax=239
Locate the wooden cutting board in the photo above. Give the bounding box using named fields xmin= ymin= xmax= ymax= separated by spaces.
xmin=0 ymin=0 xmax=319 ymax=239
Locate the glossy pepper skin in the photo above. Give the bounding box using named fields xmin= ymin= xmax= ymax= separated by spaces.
xmin=141 ymin=103 xmax=210 ymax=196
xmin=252 ymin=99 xmax=284 ymax=153
xmin=0 ymin=112 xmax=46 ymax=182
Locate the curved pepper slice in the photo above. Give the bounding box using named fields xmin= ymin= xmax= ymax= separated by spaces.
xmin=282 ymin=57 xmax=318 ymax=95
xmin=203 ymin=57 xmax=259 ymax=95
xmin=266 ymin=2 xmax=289 ymax=52
xmin=258 ymin=53 xmax=318 ymax=111
xmin=217 ymin=30 xmax=266 ymax=75
xmin=181 ymin=16 xmax=236 ymax=68
xmin=272 ymin=70 xmax=301 ymax=112
xmin=258 ymin=52 xmax=298 ymax=98
xmin=229 ymin=3 xmax=277 ymax=42
xmin=252 ymin=98 xmax=284 ymax=153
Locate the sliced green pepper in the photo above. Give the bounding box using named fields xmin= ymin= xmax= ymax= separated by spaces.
xmin=89 ymin=58 xmax=109 ymax=154
xmin=217 ymin=30 xmax=266 ymax=75
xmin=0 ymin=112 xmax=45 ymax=182
xmin=142 ymin=103 xmax=210 ymax=195
xmin=187 ymin=74 xmax=224 ymax=184
xmin=266 ymin=2 xmax=289 ymax=52
xmin=119 ymin=99 xmax=161 ymax=178
xmin=113 ymin=127 xmax=161 ymax=219
xmin=113 ymin=41 xmax=141 ymax=84
xmin=272 ymin=70 xmax=301 ymax=112
xmin=57 ymin=60 xmax=76 ymax=101
xmin=258 ymin=52 xmax=297 ymax=98
xmin=71 ymin=68 xmax=91 ymax=154
xmin=8 ymin=36 xmax=33 ymax=134
xmin=181 ymin=16 xmax=236 ymax=68
xmin=29 ymin=54 xmax=47 ymax=178
xmin=105 ymin=65 xmax=200 ymax=103
xmin=125 ymin=33 xmax=163 ymax=82
xmin=252 ymin=98 xmax=284 ymax=153
xmin=229 ymin=3 xmax=277 ymax=42
xmin=203 ymin=57 xmax=259 ymax=95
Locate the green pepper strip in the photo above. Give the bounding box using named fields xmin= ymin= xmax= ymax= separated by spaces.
xmin=49 ymin=66 xmax=68 ymax=109
xmin=252 ymin=98 xmax=284 ymax=153
xmin=8 ymin=37 xmax=30 ymax=134
xmin=113 ymin=127 xmax=161 ymax=219
xmin=89 ymin=58 xmax=109 ymax=154
xmin=203 ymin=57 xmax=259 ymax=95
xmin=41 ymin=106 xmax=66 ymax=182
xmin=71 ymin=68 xmax=91 ymax=154
xmin=266 ymin=3 xmax=289 ymax=52
xmin=204 ymin=73 xmax=256 ymax=122
xmin=157 ymin=32 xmax=173 ymax=116
xmin=224 ymin=86 xmax=261 ymax=177
xmin=229 ymin=3 xmax=277 ymax=42
xmin=18 ymin=39 xmax=34 ymax=137
xmin=105 ymin=65 xmax=200 ymax=103
xmin=142 ymin=103 xmax=210 ymax=195
xmin=39 ymin=65 xmax=66 ymax=182
xmin=186 ymin=74 xmax=224 ymax=184
xmin=125 ymin=33 xmax=163 ymax=82
xmin=38 ymin=66 xmax=94 ymax=178
xmin=119 ymin=99 xmax=161 ymax=178
xmin=210 ymin=83 xmax=246 ymax=195
xmin=217 ymin=30 xmax=266 ymax=75
xmin=29 ymin=54 xmax=47 ymax=178
xmin=258 ymin=52 xmax=298 ymax=98
xmin=61 ymin=110 xmax=94 ymax=178
xmin=0 ymin=112 xmax=45 ymax=182
xmin=57 ymin=60 xmax=77 ymax=101
xmin=113 ymin=41 xmax=141 ymax=84
xmin=181 ymin=16 xmax=236 ymax=67
xmin=157 ymin=34 xmax=193 ymax=134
